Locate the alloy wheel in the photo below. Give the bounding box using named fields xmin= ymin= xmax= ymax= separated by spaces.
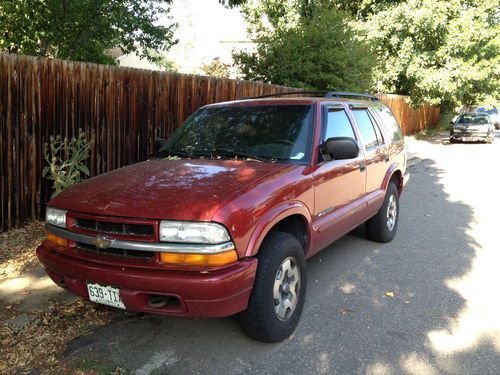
xmin=273 ymin=257 xmax=300 ymax=321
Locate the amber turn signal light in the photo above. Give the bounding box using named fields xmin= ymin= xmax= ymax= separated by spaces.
xmin=47 ymin=233 xmax=67 ymax=248
xmin=160 ymin=250 xmax=238 ymax=267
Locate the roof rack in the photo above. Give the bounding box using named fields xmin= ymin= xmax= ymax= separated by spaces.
xmin=245 ymin=91 xmax=326 ymax=99
xmin=245 ymin=91 xmax=379 ymax=101
xmin=325 ymin=92 xmax=379 ymax=101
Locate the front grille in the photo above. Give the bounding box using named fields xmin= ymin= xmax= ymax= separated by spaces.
xmin=77 ymin=242 xmax=154 ymax=260
xmin=76 ymin=218 xmax=154 ymax=237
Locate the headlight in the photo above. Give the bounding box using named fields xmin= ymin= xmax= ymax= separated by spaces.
xmin=45 ymin=207 xmax=67 ymax=228
xmin=159 ymin=221 xmax=231 ymax=244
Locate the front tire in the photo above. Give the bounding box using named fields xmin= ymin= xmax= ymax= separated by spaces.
xmin=239 ymin=231 xmax=306 ymax=343
xmin=366 ymin=182 xmax=400 ymax=243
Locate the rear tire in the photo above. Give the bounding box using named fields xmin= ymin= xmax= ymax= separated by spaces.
xmin=366 ymin=182 xmax=399 ymax=243
xmin=239 ymin=231 xmax=306 ymax=343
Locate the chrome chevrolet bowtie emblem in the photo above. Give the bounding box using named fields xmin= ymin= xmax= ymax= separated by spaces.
xmin=91 ymin=236 xmax=113 ymax=249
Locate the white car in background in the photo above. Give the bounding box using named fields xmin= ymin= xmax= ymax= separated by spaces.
xmin=476 ymin=106 xmax=500 ymax=129
xmin=450 ymin=113 xmax=495 ymax=143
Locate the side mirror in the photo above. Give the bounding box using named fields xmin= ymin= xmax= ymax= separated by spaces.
xmin=449 ymin=121 xmax=455 ymax=125
xmin=321 ymin=137 xmax=359 ymax=160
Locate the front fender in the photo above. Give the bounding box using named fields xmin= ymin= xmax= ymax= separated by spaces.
xmin=244 ymin=201 xmax=312 ymax=257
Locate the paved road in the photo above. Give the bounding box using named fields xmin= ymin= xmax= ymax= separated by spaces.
xmin=64 ymin=133 xmax=500 ymax=375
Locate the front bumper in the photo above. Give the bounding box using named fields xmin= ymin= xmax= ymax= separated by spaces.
xmin=450 ymin=131 xmax=492 ymax=142
xmin=37 ymin=244 xmax=257 ymax=317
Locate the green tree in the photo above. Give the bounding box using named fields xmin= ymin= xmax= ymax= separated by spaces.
xmin=221 ymin=0 xmax=403 ymax=20
xmin=233 ymin=5 xmax=375 ymax=91
xmin=0 ymin=0 xmax=177 ymax=64
xmin=360 ymin=0 xmax=500 ymax=106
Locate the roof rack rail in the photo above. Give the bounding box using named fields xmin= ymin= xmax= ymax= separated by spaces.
xmin=245 ymin=91 xmax=327 ymax=99
xmin=245 ymin=91 xmax=379 ymax=101
xmin=325 ymin=92 xmax=379 ymax=101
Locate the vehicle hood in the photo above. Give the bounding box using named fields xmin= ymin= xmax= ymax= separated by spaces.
xmin=50 ymin=159 xmax=295 ymax=221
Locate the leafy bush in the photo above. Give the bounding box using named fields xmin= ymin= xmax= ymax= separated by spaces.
xmin=233 ymin=5 xmax=374 ymax=92
xmin=42 ymin=130 xmax=91 ymax=198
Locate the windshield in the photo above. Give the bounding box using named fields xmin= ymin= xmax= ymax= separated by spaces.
xmin=457 ymin=114 xmax=489 ymax=124
xmin=162 ymin=104 xmax=315 ymax=163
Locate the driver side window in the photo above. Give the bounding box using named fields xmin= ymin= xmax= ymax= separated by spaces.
xmin=321 ymin=108 xmax=357 ymax=162
xmin=325 ymin=109 xmax=356 ymax=140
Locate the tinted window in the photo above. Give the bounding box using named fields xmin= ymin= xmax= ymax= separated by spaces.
xmin=372 ymin=104 xmax=404 ymax=142
xmin=325 ymin=109 xmax=356 ymax=139
xmin=163 ymin=105 xmax=314 ymax=163
xmin=352 ymin=109 xmax=379 ymax=149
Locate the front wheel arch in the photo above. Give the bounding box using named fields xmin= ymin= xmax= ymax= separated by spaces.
xmin=244 ymin=203 xmax=312 ymax=257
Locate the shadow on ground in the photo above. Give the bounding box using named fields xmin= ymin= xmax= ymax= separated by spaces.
xmin=60 ymin=159 xmax=498 ymax=374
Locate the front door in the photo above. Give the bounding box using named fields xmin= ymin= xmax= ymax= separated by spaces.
xmin=312 ymin=105 xmax=366 ymax=252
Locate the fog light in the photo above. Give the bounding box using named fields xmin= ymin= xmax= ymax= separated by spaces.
xmin=47 ymin=233 xmax=67 ymax=248
xmin=160 ymin=250 xmax=238 ymax=267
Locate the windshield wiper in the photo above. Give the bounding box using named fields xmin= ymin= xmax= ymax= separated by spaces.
xmin=205 ymin=148 xmax=272 ymax=162
xmin=160 ymin=149 xmax=194 ymax=158
xmin=162 ymin=147 xmax=282 ymax=162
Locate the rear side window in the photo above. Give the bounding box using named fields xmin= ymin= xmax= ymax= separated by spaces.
xmin=372 ymin=104 xmax=404 ymax=142
xmin=325 ymin=109 xmax=356 ymax=140
xmin=352 ymin=109 xmax=384 ymax=149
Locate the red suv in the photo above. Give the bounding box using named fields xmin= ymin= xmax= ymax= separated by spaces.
xmin=38 ymin=92 xmax=408 ymax=342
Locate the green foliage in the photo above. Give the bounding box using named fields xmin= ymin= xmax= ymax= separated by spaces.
xmin=42 ymin=130 xmax=91 ymax=198
xmin=222 ymin=0 xmax=402 ymax=19
xmin=201 ymin=59 xmax=231 ymax=78
xmin=0 ymin=0 xmax=177 ymax=65
xmin=359 ymin=0 xmax=500 ymax=106
xmin=232 ymin=0 xmax=499 ymax=106
xmin=233 ymin=5 xmax=375 ymax=91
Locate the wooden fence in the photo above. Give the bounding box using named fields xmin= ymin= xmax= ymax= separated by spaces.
xmin=0 ymin=53 xmax=439 ymax=231
xmin=377 ymin=93 xmax=440 ymax=135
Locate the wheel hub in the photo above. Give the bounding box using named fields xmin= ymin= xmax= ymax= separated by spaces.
xmin=282 ymin=283 xmax=291 ymax=294
xmin=273 ymin=257 xmax=300 ymax=321
xmin=386 ymin=194 xmax=397 ymax=231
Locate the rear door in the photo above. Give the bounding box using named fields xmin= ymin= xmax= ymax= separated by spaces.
xmin=312 ymin=104 xmax=367 ymax=252
xmin=350 ymin=105 xmax=389 ymax=212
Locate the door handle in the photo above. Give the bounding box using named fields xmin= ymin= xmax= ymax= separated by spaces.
xmin=359 ymin=163 xmax=366 ymax=172
xmin=385 ymin=156 xmax=390 ymax=163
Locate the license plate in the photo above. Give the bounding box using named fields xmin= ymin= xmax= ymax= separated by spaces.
xmin=87 ymin=282 xmax=125 ymax=309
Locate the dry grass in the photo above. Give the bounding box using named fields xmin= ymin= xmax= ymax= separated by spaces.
xmin=0 ymin=222 xmax=113 ymax=374
xmin=0 ymin=220 xmax=46 ymax=278
xmin=0 ymin=300 xmax=111 ymax=375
